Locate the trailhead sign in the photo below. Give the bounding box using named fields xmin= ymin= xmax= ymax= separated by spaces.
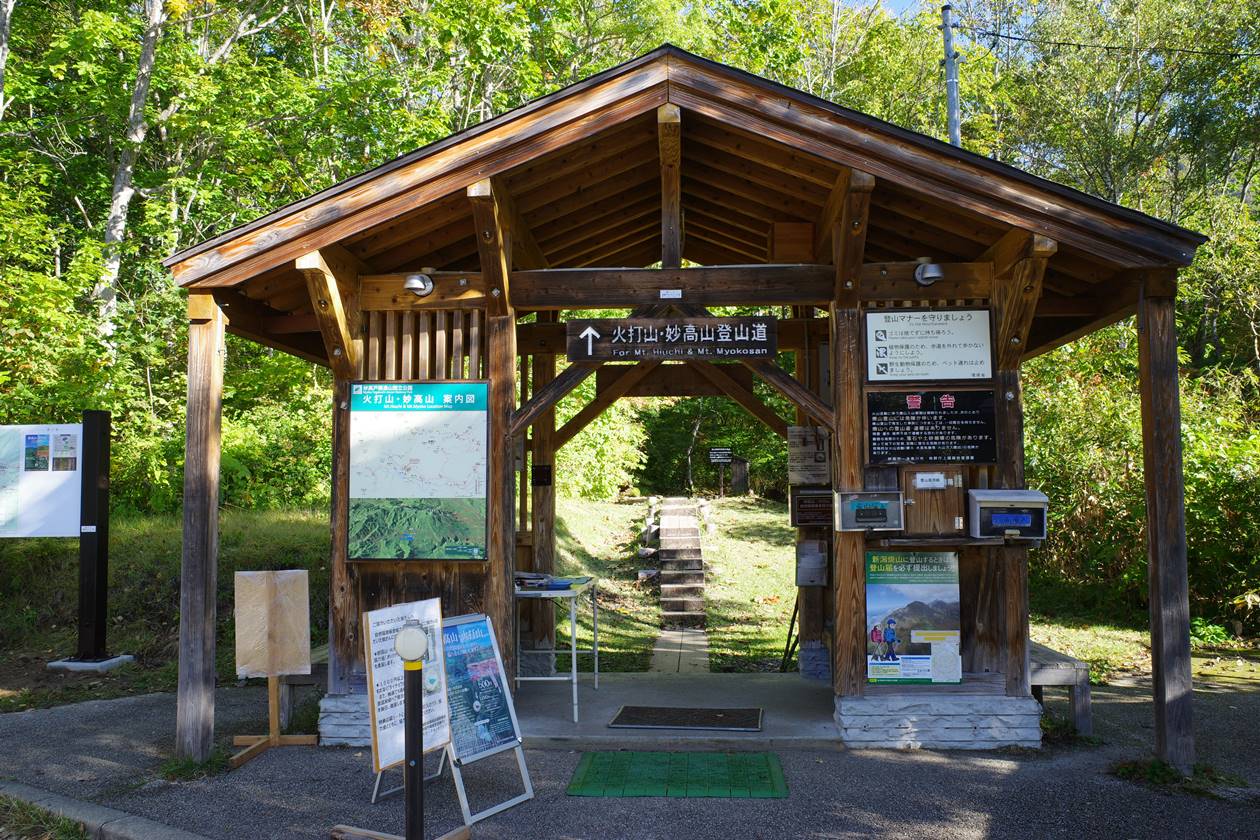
xmin=349 ymin=382 xmax=488 ymax=560
xmin=866 ymin=310 xmax=992 ymax=382
xmin=566 ymin=317 xmax=776 ymax=361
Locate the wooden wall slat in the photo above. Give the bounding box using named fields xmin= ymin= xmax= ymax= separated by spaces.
xmin=434 ymin=311 xmax=448 ymax=379
xmin=470 ymin=310 xmax=483 ymax=378
xmin=366 ymin=312 xmax=382 ymax=378
xmin=451 ymin=311 xmax=466 ymax=378
xmin=417 ymin=312 xmax=432 ymax=378
xmin=400 ymin=312 xmax=415 ymax=379
xmin=384 ymin=312 xmax=399 ymax=379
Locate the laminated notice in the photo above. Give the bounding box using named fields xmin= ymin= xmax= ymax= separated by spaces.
xmin=234 ymin=570 xmax=311 ymax=678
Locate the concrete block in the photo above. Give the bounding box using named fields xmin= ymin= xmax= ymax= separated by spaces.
xmin=659 ymin=570 xmax=705 ymax=585
xmin=661 ymin=611 xmax=706 ymax=629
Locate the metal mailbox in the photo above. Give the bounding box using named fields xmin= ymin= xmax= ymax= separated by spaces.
xmin=968 ymin=489 xmax=1048 ymax=540
xmin=835 ymin=491 xmax=904 ymax=532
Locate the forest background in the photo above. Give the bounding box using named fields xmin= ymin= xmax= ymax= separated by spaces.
xmin=0 ymin=0 xmax=1257 ymax=630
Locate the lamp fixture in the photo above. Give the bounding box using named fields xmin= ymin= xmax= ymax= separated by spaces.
xmin=913 ymin=257 xmax=944 ymax=287
xmin=403 ymin=273 xmax=434 ymax=297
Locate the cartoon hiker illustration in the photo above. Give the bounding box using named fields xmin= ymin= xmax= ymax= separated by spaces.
xmin=883 ymin=617 xmax=899 ymax=660
xmin=869 ymin=623 xmax=885 ymax=661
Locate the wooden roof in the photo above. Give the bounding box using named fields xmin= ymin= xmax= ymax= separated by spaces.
xmin=166 ymin=44 xmax=1204 ymax=359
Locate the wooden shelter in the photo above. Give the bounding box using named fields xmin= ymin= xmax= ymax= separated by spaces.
xmin=165 ymin=46 xmax=1204 ymax=770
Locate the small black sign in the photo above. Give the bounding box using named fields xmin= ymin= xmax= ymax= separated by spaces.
xmin=708 ymin=447 xmax=733 ymax=465
xmin=790 ymin=488 xmax=834 ymax=527
xmin=566 ymin=317 xmax=776 ymax=362
xmin=866 ymin=390 xmax=997 ymax=464
xmin=531 ymin=464 xmax=553 ymax=487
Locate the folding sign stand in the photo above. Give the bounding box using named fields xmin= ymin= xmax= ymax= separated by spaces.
xmin=230 ymin=675 xmax=319 ymax=768
xmin=448 ymin=742 xmax=534 ymax=826
xmin=370 ymin=747 xmax=448 ymax=804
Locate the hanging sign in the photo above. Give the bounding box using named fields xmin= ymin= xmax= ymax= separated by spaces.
xmin=866 ymin=310 xmax=992 ymax=382
xmin=566 ymin=317 xmax=776 ymax=361
xmin=865 ymin=551 xmax=961 ymax=684
xmin=787 ymin=426 xmax=830 ymax=485
xmin=363 ymin=599 xmax=450 ymax=773
xmin=348 ymin=382 xmax=488 ymax=560
xmin=0 ymin=424 xmax=82 ymax=538
xmin=866 ymin=390 xmax=997 ymax=464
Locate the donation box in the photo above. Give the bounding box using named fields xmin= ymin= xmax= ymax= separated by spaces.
xmin=967 ymin=489 xmax=1049 ymax=540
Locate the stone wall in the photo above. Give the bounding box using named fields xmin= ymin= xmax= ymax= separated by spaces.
xmin=835 ymin=694 xmax=1042 ymax=749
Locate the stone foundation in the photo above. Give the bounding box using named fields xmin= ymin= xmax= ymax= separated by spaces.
xmin=797 ymin=640 xmax=832 ymax=682
xmin=318 ymin=693 xmax=371 ymax=746
xmin=835 ymin=694 xmax=1042 ymax=749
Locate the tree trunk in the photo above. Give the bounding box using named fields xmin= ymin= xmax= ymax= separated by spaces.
xmin=0 ymin=0 xmax=16 ymax=122
xmin=95 ymin=0 xmax=166 ymax=342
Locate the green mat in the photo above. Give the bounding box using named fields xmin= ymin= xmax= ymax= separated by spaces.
xmin=566 ymin=751 xmax=788 ymax=798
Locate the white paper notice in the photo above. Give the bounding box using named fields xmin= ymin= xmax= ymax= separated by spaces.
xmin=930 ymin=640 xmax=963 ymax=684
xmin=866 ymin=310 xmax=992 ymax=381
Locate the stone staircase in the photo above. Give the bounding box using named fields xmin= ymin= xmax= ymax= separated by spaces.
xmin=655 ymin=497 xmax=706 ymax=629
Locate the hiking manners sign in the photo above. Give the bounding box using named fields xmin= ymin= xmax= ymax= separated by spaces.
xmin=566 ymin=317 xmax=776 ymax=361
xmin=348 ymin=382 xmax=488 ymax=560
xmin=866 ymin=310 xmax=992 ymax=382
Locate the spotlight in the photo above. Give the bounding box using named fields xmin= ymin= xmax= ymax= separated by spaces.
xmin=403 ymin=273 xmax=434 ymax=297
xmin=913 ymin=259 xmax=944 ymax=287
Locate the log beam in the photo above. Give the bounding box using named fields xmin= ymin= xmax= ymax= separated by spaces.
xmin=690 ymin=361 xmax=788 ymax=438
xmin=468 ymin=179 xmax=512 ymax=316
xmin=742 ymin=359 xmax=833 ymax=429
xmin=511 ymin=265 xmax=833 ymax=309
xmin=658 ymin=104 xmax=682 ymax=268
xmin=296 ymin=249 xmax=363 ymax=380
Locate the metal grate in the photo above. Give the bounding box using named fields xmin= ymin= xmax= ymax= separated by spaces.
xmin=567 ymin=751 xmax=787 ymax=798
xmin=608 ymin=705 xmax=763 ymax=732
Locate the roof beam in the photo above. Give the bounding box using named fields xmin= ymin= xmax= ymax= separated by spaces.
xmin=814 ymin=168 xmax=853 ymax=262
xmin=295 ymin=247 xmax=363 ymax=379
xmin=467 ymin=179 xmax=512 ymax=316
xmin=491 ymin=176 xmax=547 ymax=270
xmin=834 ymin=171 xmax=876 ymax=303
xmin=210 ymin=289 xmax=329 ymax=366
xmin=510 ymin=264 xmax=834 ymax=308
xmin=993 ymin=233 xmax=1057 ymax=369
xmin=690 ymin=361 xmax=788 ymax=438
xmin=658 ymin=104 xmax=682 ymax=268
xmin=980 ymin=228 xmax=1058 ymax=280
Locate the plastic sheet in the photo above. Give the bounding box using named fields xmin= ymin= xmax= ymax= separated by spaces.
xmin=234 ymin=570 xmax=311 ymax=678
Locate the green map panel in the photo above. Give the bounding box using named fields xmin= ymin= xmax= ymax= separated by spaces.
xmin=566 ymin=752 xmax=788 ymax=798
xmin=348 ymin=497 xmax=486 ymax=560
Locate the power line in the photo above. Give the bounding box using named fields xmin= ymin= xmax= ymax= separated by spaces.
xmin=959 ymin=26 xmax=1260 ymax=59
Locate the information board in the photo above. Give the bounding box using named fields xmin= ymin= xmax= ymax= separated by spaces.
xmin=708 ymin=447 xmax=733 ymax=465
xmin=865 ymin=551 xmax=961 ymax=684
xmin=787 ymin=426 xmax=830 ymax=485
xmin=349 ymin=382 xmax=488 ymax=560
xmin=790 ymin=487 xmax=833 ymax=527
xmin=566 ymin=317 xmax=776 ymax=361
xmin=363 ymin=599 xmax=450 ymax=773
xmin=866 ymin=390 xmax=997 ymax=464
xmin=866 ymin=310 xmax=992 ymax=382
xmin=442 ymin=614 xmax=522 ymax=764
xmin=0 ymin=424 xmax=82 ymax=538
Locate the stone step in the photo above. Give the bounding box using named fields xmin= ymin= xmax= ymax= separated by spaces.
xmin=660 ymin=529 xmax=699 ymax=539
xmin=661 ymin=610 xmax=706 ymax=629
xmin=660 ymin=583 xmax=704 ymax=598
xmin=661 ymin=557 xmax=703 ymax=572
xmin=658 ymin=547 xmax=703 ymax=560
xmin=662 ymin=595 xmax=704 ymax=612
xmin=659 ymin=538 xmax=702 ymax=549
xmin=659 ymin=569 xmax=705 ymax=586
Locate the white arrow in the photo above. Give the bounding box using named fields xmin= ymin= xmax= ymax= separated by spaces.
xmin=579 ymin=326 xmax=601 ymax=356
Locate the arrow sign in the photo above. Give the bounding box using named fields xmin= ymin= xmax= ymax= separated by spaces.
xmin=579 ymin=326 xmax=600 ymax=357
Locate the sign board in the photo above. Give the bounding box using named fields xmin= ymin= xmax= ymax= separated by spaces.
xmin=442 ymin=614 xmax=523 ymax=764
xmin=836 ymin=491 xmax=905 ymax=531
xmin=363 ymin=599 xmax=450 ymax=773
xmin=795 ymin=540 xmax=827 ymax=586
xmin=349 ymin=382 xmax=488 ymax=560
xmin=708 ymin=447 xmax=733 ymax=465
xmin=790 ymin=487 xmax=834 ymax=527
xmin=866 ymin=310 xmax=992 ymax=381
xmin=865 ymin=551 xmax=961 ymax=684
xmin=566 ymin=317 xmax=776 ymax=362
xmin=866 ymin=390 xmax=997 ymax=464
xmin=0 ymin=424 xmax=82 ymax=538
xmin=234 ymin=571 xmax=311 ymax=679
xmin=787 ymin=426 xmax=830 ymax=485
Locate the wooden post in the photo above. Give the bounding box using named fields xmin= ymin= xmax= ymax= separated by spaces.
xmin=530 ymin=315 xmax=557 ymax=651
xmin=327 ymin=379 xmax=353 ymax=694
xmin=830 ymin=171 xmax=873 ymax=697
xmin=658 ymin=104 xmax=682 ymax=268
xmin=76 ymin=410 xmax=111 ymax=661
xmin=487 ymin=315 xmax=517 ymax=679
xmin=176 ymin=293 xmax=225 ymax=761
xmin=1138 ymin=273 xmax=1194 ymax=773
xmin=792 ymin=307 xmax=825 ymax=646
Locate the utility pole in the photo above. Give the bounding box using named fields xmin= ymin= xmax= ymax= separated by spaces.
xmin=941 ymin=4 xmax=961 ymax=147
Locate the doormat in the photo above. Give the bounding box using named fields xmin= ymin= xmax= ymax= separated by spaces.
xmin=567 ymin=751 xmax=787 ymax=798
xmin=608 ymin=705 xmax=762 ymax=731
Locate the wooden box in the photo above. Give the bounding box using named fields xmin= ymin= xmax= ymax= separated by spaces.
xmin=900 ymin=466 xmax=966 ymax=536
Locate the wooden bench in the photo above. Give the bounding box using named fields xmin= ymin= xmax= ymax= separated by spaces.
xmin=279 ymin=643 xmax=329 ymax=729
xmin=1030 ymin=641 xmax=1092 ymax=735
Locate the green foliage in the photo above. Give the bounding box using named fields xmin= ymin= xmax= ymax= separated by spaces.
xmin=158 ymin=747 xmax=231 ymax=781
xmin=0 ymin=796 xmax=88 ymax=840
xmin=555 ymin=371 xmax=648 ymax=498
xmin=1110 ymin=759 xmax=1248 ymax=797
xmin=1190 ymin=617 xmax=1232 ymax=649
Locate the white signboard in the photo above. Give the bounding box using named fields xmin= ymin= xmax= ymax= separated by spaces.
xmin=787 ymin=426 xmax=830 ymax=485
xmin=0 ymin=424 xmax=82 ymax=538
xmin=866 ymin=310 xmax=992 ymax=382
xmin=363 ymin=599 xmax=451 ymax=773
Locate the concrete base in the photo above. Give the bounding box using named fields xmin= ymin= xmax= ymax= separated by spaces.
xmin=835 ymin=693 xmax=1042 ymax=749
xmin=318 ymin=693 xmax=372 ymax=747
xmin=798 ymin=640 xmax=831 ymax=682
xmin=46 ymin=654 xmax=135 ymax=674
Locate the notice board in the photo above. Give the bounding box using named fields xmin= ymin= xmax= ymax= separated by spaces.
xmin=0 ymin=424 xmax=82 ymax=538
xmin=866 ymin=390 xmax=997 ymax=464
xmin=865 ymin=310 xmax=992 ymax=382
xmin=349 ymin=382 xmax=488 ymax=560
xmin=865 ymin=551 xmax=961 ymax=684
xmin=442 ymin=614 xmax=522 ymax=764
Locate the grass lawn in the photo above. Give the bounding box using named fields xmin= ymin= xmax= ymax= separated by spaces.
xmin=552 ymin=498 xmax=659 ymax=672
xmin=0 ymin=796 xmax=87 ymax=840
xmin=701 ymin=496 xmax=798 ymax=673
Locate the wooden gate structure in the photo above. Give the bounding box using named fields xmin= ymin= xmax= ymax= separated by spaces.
xmin=165 ymin=46 xmax=1204 ymax=771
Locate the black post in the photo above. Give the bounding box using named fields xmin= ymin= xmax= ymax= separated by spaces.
xmin=76 ymin=410 xmax=110 ymax=661
xmin=404 ymin=660 xmax=425 ymax=840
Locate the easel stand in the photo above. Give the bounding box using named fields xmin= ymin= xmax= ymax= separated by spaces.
xmin=230 ymin=676 xmax=318 ymax=768
xmin=372 ymin=750 xmax=448 ymax=804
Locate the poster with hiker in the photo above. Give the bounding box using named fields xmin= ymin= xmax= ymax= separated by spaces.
xmin=866 ymin=551 xmax=962 ymax=684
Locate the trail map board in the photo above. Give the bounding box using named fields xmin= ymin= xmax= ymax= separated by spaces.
xmin=0 ymin=423 xmax=82 ymax=538
xmin=349 ymin=382 xmax=488 ymax=560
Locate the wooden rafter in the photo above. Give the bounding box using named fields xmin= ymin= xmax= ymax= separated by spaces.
xmin=210 ymin=289 xmax=328 ymax=365
xmin=554 ymin=361 xmax=662 ymax=447
xmin=689 ymin=361 xmax=788 ymax=438
xmin=658 ymin=103 xmax=682 ymax=268
xmin=490 ymin=176 xmax=547 ymax=270
xmin=741 ymin=359 xmax=832 ymax=428
xmin=467 ymin=179 xmax=512 ymax=316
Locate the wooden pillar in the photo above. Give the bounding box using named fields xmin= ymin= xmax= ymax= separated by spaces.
xmin=792 ymin=306 xmax=824 ymax=645
xmin=176 ymin=293 xmax=225 ymax=761
xmin=530 ymin=314 xmax=558 ymax=650
xmin=658 ymin=104 xmax=682 ymax=268
xmin=487 ymin=314 xmax=517 ymax=678
xmin=830 ymin=172 xmax=873 ymax=697
xmin=327 ymin=379 xmax=353 ymax=694
xmin=1138 ymin=274 xmax=1194 ymax=773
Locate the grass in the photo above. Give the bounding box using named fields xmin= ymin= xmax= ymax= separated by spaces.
xmin=701 ymin=497 xmax=798 ymax=673
xmin=0 ymin=796 xmax=87 ymax=840
xmin=552 ymin=498 xmax=659 ymax=672
xmin=1110 ymin=759 xmax=1249 ymax=798
xmin=158 ymin=748 xmax=231 ymax=782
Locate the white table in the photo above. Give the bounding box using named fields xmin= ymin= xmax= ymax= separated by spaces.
xmin=513 ymin=578 xmax=599 ymax=722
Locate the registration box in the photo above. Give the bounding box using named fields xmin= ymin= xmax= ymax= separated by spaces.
xmin=968 ymin=489 xmax=1048 ymax=539
xmin=836 ymin=491 xmax=904 ymax=532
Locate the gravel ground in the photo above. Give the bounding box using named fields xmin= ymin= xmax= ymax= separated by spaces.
xmin=2 ymin=678 xmax=1258 ymax=839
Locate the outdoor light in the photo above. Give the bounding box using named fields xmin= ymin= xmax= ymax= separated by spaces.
xmin=913 ymin=259 xmax=944 ymax=287
xmin=394 ymin=617 xmax=428 ymax=662
xmin=403 ymin=273 xmax=434 ymax=297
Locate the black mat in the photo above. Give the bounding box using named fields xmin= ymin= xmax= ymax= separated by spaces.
xmin=608 ymin=705 xmax=763 ymax=732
